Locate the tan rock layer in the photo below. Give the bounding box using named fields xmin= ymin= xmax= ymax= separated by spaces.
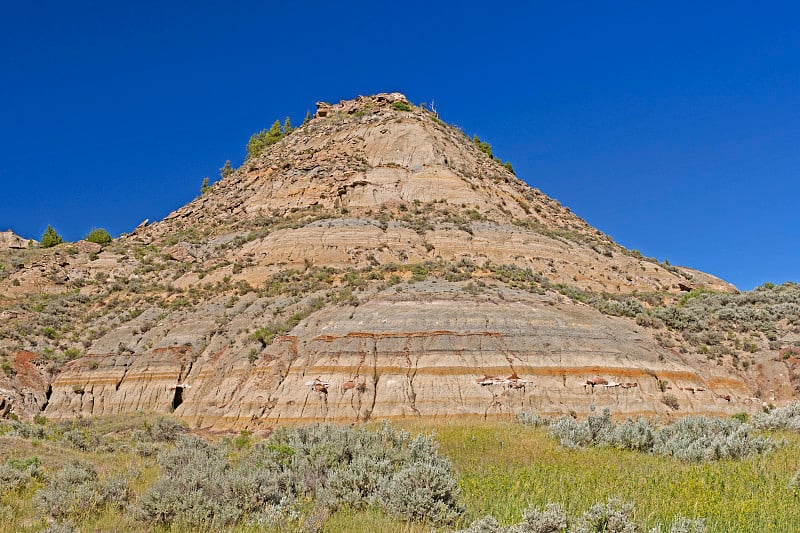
xmin=43 ymin=285 xmax=750 ymax=429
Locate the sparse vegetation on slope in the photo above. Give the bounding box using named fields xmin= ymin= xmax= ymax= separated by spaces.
xmin=618 ymin=282 xmax=800 ymax=374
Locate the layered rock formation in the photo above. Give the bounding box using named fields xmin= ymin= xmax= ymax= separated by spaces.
xmin=1 ymin=93 xmax=789 ymax=428
xmin=0 ymin=230 xmax=30 ymax=251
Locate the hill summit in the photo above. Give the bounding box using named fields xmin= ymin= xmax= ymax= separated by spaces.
xmin=2 ymin=92 xmax=796 ymax=430
xmin=0 ymin=230 xmax=31 ymax=251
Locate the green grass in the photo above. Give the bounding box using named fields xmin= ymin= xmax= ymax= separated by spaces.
xmin=1 ymin=415 xmax=799 ymax=531
xmin=394 ymin=418 xmax=800 ymax=532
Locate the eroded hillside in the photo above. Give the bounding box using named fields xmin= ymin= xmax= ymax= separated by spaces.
xmin=1 ymin=93 xmax=796 ymax=429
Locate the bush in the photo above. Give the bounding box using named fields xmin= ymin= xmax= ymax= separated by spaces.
xmin=41 ymin=225 xmax=63 ymax=248
xmin=457 ymin=500 xmax=704 ymax=533
xmin=789 ymin=471 xmax=800 ymax=496
xmin=5 ymin=420 xmax=46 ymax=439
xmin=574 ymin=499 xmax=636 ymax=533
xmin=374 ymin=460 xmax=463 ymax=524
xmin=662 ymin=393 xmax=680 ymax=410
xmin=472 ymin=135 xmax=494 ymax=158
xmin=137 ymin=436 xmax=257 ymax=528
xmin=62 ymin=428 xmax=101 ymax=451
xmin=754 ymin=401 xmax=800 ymax=431
xmin=548 ymin=408 xmax=616 ymax=449
xmin=219 ymin=160 xmax=233 ymax=180
xmin=519 ymin=502 xmax=569 ymax=532
xmin=543 ymin=408 xmax=775 ymax=462
xmin=85 ymin=228 xmax=111 ymax=245
xmin=147 ymin=416 xmax=187 ymax=442
xmin=652 ymin=416 xmax=774 ymax=461
xmin=457 ymin=516 xmax=504 ymax=533
xmin=200 ymin=177 xmax=212 ymax=195
xmin=392 ymin=101 xmax=413 ymax=112
xmin=0 ymin=464 xmax=31 ymax=493
xmin=517 ymin=411 xmax=550 ymax=427
xmin=653 ymin=516 xmax=707 ymax=533
xmin=34 ymin=460 xmax=129 ymax=520
xmin=137 ymin=423 xmax=462 ymax=528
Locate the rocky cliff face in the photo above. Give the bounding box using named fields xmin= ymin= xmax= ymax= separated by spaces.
xmin=1 ymin=93 xmax=792 ymax=428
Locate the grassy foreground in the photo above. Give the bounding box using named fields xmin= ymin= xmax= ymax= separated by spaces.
xmin=1 ymin=415 xmax=799 ymax=532
xmin=331 ymin=417 xmax=800 ymax=532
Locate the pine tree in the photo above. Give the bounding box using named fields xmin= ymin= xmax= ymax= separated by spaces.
xmin=219 ymin=160 xmax=233 ymax=180
xmin=246 ymin=119 xmax=285 ymax=160
xmin=266 ymin=120 xmax=283 ymax=143
xmin=246 ymin=130 xmax=267 ymax=159
xmin=40 ymin=225 xmax=62 ymax=248
xmin=302 ymin=110 xmax=312 ymax=127
xmin=201 ymin=177 xmax=211 ymax=194
xmin=283 ymin=116 xmax=293 ymax=135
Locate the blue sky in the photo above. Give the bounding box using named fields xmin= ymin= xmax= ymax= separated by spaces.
xmin=1 ymin=1 xmax=798 ymax=290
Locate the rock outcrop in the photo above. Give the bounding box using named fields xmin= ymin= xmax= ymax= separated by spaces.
xmin=0 ymin=230 xmax=30 ymax=251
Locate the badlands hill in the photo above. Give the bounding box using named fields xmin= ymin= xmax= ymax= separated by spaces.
xmin=1 ymin=93 xmax=797 ymax=430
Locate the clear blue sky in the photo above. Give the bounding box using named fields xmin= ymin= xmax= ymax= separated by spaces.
xmin=1 ymin=1 xmax=798 ymax=290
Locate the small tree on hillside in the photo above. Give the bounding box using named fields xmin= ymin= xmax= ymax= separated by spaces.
xmin=283 ymin=116 xmax=293 ymax=135
xmin=302 ymin=110 xmax=312 ymax=127
xmin=266 ymin=119 xmax=283 ymax=142
xmin=219 ymin=160 xmax=233 ymax=180
xmin=246 ymin=120 xmax=284 ymax=160
xmin=40 ymin=225 xmax=62 ymax=248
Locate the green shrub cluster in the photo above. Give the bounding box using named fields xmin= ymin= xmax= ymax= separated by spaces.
xmin=137 ymin=422 xmax=462 ymax=528
xmin=0 ymin=456 xmax=42 ymax=493
xmin=85 ymin=228 xmax=111 ymax=245
xmin=246 ymin=117 xmax=294 ymax=160
xmin=1 ymin=417 xmax=460 ymax=529
xmin=34 ymin=460 xmax=132 ymax=521
xmin=520 ymin=408 xmax=776 ymax=462
xmin=391 ymin=101 xmax=414 ymax=112
xmin=754 ymin=401 xmax=800 ymax=431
